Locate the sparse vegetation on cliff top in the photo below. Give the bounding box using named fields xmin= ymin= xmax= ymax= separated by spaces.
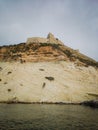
xmin=0 ymin=38 xmax=98 ymax=67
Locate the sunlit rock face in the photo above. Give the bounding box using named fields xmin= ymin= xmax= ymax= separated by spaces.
xmin=0 ymin=33 xmax=98 ymax=103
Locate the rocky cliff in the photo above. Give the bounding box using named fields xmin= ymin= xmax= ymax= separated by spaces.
xmin=0 ymin=33 xmax=98 ymax=103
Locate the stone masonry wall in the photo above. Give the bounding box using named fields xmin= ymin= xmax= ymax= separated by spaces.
xmin=26 ymin=33 xmax=64 ymax=45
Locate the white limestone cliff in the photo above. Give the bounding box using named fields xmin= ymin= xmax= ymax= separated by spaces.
xmin=0 ymin=61 xmax=98 ymax=103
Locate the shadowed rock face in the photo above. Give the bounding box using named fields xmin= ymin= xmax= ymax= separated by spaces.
xmin=81 ymin=100 xmax=98 ymax=108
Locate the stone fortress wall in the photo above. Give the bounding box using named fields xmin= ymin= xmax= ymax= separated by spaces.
xmin=26 ymin=33 xmax=64 ymax=45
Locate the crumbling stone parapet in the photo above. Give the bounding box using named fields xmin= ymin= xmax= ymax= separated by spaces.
xmin=26 ymin=33 xmax=64 ymax=45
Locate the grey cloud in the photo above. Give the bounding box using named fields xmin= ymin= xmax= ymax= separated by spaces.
xmin=0 ymin=0 xmax=98 ymax=60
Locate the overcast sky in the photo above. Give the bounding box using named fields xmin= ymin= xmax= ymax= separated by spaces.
xmin=0 ymin=0 xmax=98 ymax=61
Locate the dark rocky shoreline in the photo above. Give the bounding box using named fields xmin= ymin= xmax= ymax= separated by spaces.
xmin=0 ymin=100 xmax=98 ymax=108
xmin=80 ymin=100 xmax=98 ymax=108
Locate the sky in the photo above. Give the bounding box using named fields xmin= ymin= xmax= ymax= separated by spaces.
xmin=0 ymin=0 xmax=98 ymax=61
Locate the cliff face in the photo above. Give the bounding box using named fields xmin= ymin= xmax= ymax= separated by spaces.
xmin=0 ymin=33 xmax=98 ymax=103
xmin=0 ymin=61 xmax=98 ymax=103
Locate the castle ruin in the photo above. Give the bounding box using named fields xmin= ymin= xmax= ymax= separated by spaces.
xmin=26 ymin=33 xmax=64 ymax=45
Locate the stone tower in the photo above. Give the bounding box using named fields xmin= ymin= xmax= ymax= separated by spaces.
xmin=26 ymin=33 xmax=64 ymax=45
xmin=47 ymin=33 xmax=64 ymax=45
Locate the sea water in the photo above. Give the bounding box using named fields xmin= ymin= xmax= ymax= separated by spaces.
xmin=0 ymin=104 xmax=98 ymax=130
